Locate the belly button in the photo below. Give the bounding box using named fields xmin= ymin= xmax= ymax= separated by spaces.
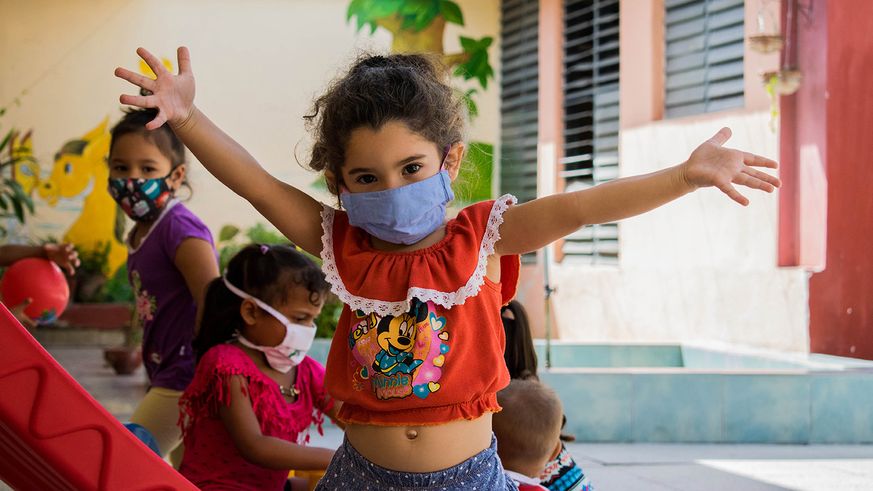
xmin=405 ymin=428 xmax=419 ymax=440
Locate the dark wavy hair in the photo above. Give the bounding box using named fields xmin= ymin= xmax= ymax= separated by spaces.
xmin=304 ymin=53 xmax=467 ymax=195
xmin=109 ymin=108 xmax=191 ymax=194
xmin=193 ymin=244 xmax=330 ymax=361
xmin=502 ymin=300 xmax=539 ymax=381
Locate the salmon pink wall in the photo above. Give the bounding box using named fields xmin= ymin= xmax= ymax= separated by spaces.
xmin=805 ymin=0 xmax=873 ymax=358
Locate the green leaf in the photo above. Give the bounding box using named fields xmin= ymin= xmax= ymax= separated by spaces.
xmin=440 ymin=0 xmax=464 ymax=25
xmin=467 ymin=98 xmax=479 ymax=119
xmin=478 ymin=65 xmax=494 ymax=89
xmin=7 ymin=180 xmax=33 ymax=214
xmin=346 ymin=0 xmax=362 ymax=22
xmin=400 ymin=0 xmax=440 ymax=32
xmin=452 ymin=141 xmax=493 ymax=203
xmin=460 ymin=88 xmax=479 ymax=120
xmin=22 ymin=193 xmax=34 ymax=214
xmin=218 ymin=224 xmax=240 ymax=242
xmin=2 ymin=179 xmax=32 ymax=224
xmin=0 ymin=129 xmax=12 ymax=153
xmin=0 ymin=193 xmax=7 ymax=211
xmin=399 ymin=0 xmax=434 ymax=16
xmin=10 ymin=192 xmax=24 ymax=223
xmin=245 ymin=222 xmax=290 ymax=245
xmin=455 ymin=35 xmax=495 ymax=91
xmin=346 ymin=0 xmax=364 ymax=20
xmin=459 ymin=36 xmax=476 ymax=52
xmin=347 ymin=0 xmax=404 ymax=33
xmin=368 ymin=0 xmax=404 ymax=17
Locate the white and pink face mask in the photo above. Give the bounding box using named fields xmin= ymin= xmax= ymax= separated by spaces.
xmin=223 ymin=276 xmax=315 ymax=373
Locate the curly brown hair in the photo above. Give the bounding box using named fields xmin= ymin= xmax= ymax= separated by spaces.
xmin=304 ymin=53 xmax=467 ymax=195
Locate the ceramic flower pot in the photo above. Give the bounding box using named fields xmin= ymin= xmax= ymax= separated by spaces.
xmin=103 ymin=346 xmax=142 ymax=375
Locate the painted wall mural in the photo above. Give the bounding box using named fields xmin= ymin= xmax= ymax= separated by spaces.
xmin=10 ymin=131 xmax=39 ymax=196
xmin=0 ymin=129 xmax=36 ymax=238
xmin=346 ymin=0 xmax=495 ymax=203
xmin=8 ymin=59 xmax=176 ymax=278
xmin=35 ymin=119 xmax=126 ymax=276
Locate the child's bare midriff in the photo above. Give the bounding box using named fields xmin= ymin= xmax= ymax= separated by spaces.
xmin=345 ymin=413 xmax=493 ymax=472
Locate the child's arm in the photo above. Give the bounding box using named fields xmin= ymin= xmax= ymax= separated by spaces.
xmin=0 ymin=243 xmax=79 ymax=275
xmin=219 ymin=376 xmax=335 ymax=470
xmin=114 ymin=47 xmax=325 ymax=255
xmin=0 ymin=243 xmax=79 ymax=328
xmin=9 ymin=299 xmax=35 ymax=330
xmin=173 ymin=238 xmax=219 ymax=336
xmin=495 ymin=128 xmax=780 ymax=255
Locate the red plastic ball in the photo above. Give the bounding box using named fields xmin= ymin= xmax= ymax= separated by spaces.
xmin=1 ymin=258 xmax=70 ymax=324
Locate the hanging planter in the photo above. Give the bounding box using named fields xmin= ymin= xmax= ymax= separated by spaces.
xmin=761 ymin=68 xmax=803 ymax=132
xmin=762 ymin=68 xmax=803 ymax=95
xmin=749 ymin=33 xmax=785 ymax=53
xmin=748 ymin=0 xmax=784 ymax=54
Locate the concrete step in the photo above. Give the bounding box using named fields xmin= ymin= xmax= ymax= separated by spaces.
xmin=33 ymin=326 xmax=125 ymax=347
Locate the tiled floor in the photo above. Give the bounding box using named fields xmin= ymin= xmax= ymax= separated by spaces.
xmin=4 ymin=346 xmax=872 ymax=490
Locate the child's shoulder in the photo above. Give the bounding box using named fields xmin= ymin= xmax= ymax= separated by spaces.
xmin=156 ymin=201 xmax=214 ymax=247
xmin=164 ymin=202 xmax=210 ymax=231
xmin=298 ymin=355 xmax=325 ymax=373
xmin=441 ymin=195 xmax=517 ymax=246
xmin=197 ymin=343 xmax=253 ymax=372
xmin=453 ymin=195 xmax=516 ymax=226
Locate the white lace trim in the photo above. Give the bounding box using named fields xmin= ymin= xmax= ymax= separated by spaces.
xmin=319 ymin=195 xmax=517 ymax=317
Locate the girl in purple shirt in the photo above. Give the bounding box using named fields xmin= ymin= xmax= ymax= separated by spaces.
xmin=107 ymin=108 xmax=219 ymax=464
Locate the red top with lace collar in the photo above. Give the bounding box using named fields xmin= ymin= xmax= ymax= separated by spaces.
xmin=320 ymin=196 xmax=520 ymax=426
xmin=178 ymin=344 xmax=333 ymax=490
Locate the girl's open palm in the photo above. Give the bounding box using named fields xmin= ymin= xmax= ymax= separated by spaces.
xmin=115 ymin=47 xmax=195 ymax=130
xmin=682 ymin=127 xmax=781 ymax=206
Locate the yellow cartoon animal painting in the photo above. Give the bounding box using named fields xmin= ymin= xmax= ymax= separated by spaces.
xmin=37 ymin=118 xmax=126 ymax=275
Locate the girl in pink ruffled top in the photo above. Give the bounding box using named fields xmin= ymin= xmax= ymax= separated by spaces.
xmin=178 ymin=244 xmax=341 ymax=490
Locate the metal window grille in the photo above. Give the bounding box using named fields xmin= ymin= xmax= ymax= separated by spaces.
xmin=665 ymin=0 xmax=745 ymax=118
xmin=500 ymin=0 xmax=539 ymax=205
xmin=500 ymin=0 xmax=539 ymax=263
xmin=561 ymin=0 xmax=620 ymax=264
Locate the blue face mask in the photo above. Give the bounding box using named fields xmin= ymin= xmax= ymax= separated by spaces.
xmin=340 ymin=170 xmax=455 ymax=245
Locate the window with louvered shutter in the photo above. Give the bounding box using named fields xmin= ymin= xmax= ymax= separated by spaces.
xmin=665 ymin=0 xmax=745 ymax=118
xmin=500 ymin=0 xmax=539 ymax=205
xmin=500 ymin=0 xmax=539 ymax=263
xmin=561 ymin=0 xmax=620 ymax=264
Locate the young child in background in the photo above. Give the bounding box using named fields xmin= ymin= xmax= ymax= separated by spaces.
xmin=501 ymin=300 xmax=538 ymax=381
xmin=502 ymin=301 xmax=593 ymax=491
xmin=493 ymin=379 xmax=563 ymax=491
xmin=0 ymin=243 xmax=80 ymax=327
xmin=116 ymin=46 xmax=778 ymax=490
xmin=108 ymin=108 xmax=219 ymax=462
xmin=179 ymin=244 xmax=339 ymax=491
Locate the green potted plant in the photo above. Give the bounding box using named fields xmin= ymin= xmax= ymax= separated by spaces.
xmin=0 ymin=127 xmax=36 ymax=237
xmin=99 ymin=265 xmax=141 ymax=374
xmin=102 ymin=308 xmax=142 ymax=375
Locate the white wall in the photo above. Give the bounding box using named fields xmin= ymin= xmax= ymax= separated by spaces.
xmin=550 ymin=111 xmax=809 ymax=351
xmin=2 ymin=0 xmax=499 ymax=238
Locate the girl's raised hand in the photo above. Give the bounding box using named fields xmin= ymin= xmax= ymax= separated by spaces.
xmin=680 ymin=127 xmax=781 ymax=206
xmin=115 ymin=47 xmax=195 ymax=130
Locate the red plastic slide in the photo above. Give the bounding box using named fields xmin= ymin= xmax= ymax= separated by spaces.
xmin=0 ymin=303 xmax=197 ymax=490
